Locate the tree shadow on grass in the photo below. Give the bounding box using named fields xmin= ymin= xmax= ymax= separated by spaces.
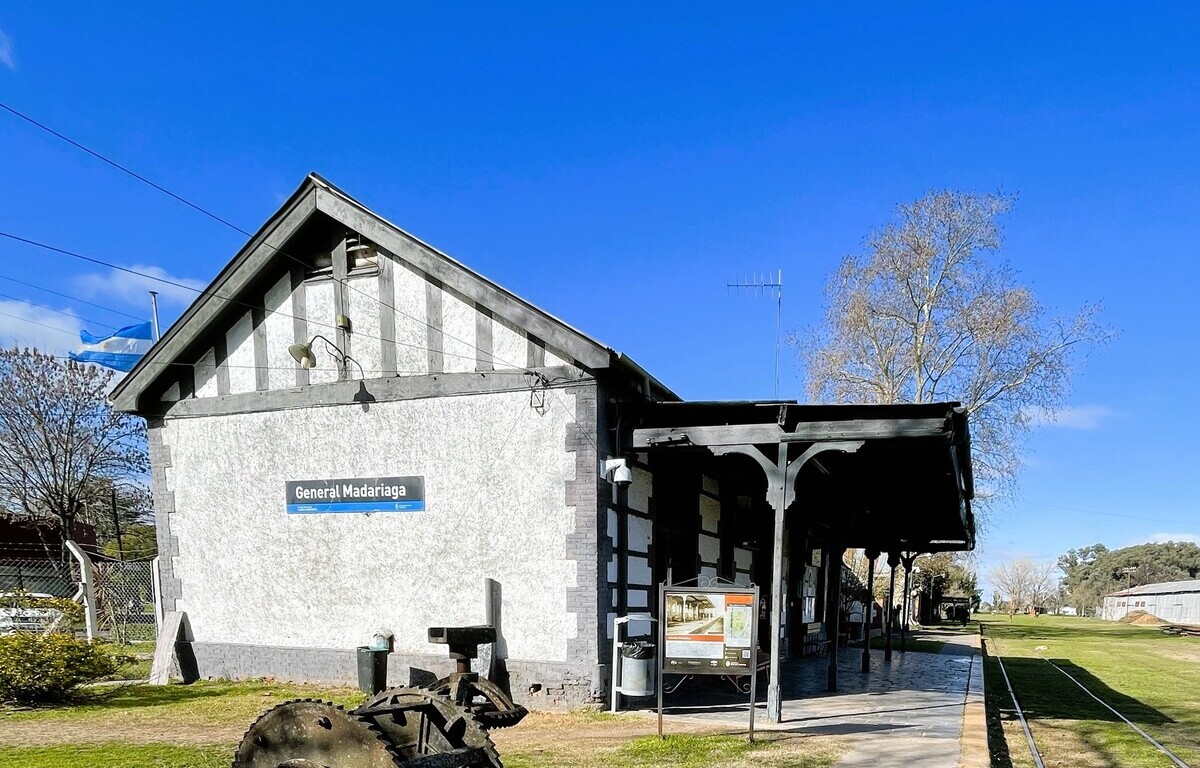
xmin=1002 ymin=657 xmax=1174 ymax=726
xmin=78 ymin=682 xmax=233 ymax=711
xmin=6 ymin=681 xmax=299 ymax=716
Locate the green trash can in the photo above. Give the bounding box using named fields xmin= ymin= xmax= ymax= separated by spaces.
xmin=356 ymin=646 xmax=388 ymax=694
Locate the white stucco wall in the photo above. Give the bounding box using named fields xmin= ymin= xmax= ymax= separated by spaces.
xmin=304 ymin=281 xmax=339 ymax=385
xmin=391 ymin=259 xmax=429 ymax=376
xmin=345 ymin=275 xmax=383 ymax=377
xmin=441 ymin=288 xmax=477 ymax=373
xmin=161 ymin=388 xmax=583 ymax=663
xmin=226 ymin=312 xmax=256 ymax=394
xmin=265 ymin=275 xmax=298 ymax=391
xmin=195 ymin=348 xmax=219 ymax=398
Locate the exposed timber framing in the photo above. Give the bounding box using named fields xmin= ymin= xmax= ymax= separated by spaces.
xmin=159 ymin=367 xmax=587 ymax=419
xmin=631 ymin=418 xmax=950 ymax=450
xmin=705 ymin=439 xmax=865 ymax=723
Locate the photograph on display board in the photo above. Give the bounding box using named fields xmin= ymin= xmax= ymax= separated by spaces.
xmin=663 ymin=590 xmax=755 ymax=673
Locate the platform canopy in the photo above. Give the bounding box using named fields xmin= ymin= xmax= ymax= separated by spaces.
xmin=628 ymin=399 xmax=974 ymax=723
xmin=628 ymin=400 xmax=975 ymax=554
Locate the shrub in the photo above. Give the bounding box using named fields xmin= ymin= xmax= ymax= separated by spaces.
xmin=0 ymin=633 xmax=133 ymax=704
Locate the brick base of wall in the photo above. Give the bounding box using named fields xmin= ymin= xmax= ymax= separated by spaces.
xmin=189 ymin=641 xmax=605 ymax=708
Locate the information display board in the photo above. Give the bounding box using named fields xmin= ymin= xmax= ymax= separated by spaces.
xmin=657 ymin=579 xmax=760 ymax=741
xmin=662 ymin=587 xmax=756 ymax=674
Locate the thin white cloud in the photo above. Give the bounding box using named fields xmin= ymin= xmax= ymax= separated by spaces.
xmin=73 ymin=265 xmax=206 ymax=309
xmin=1024 ymin=404 xmax=1116 ymax=430
xmin=0 ymin=22 xmax=14 ymax=70
xmin=1140 ymin=532 xmax=1200 ymax=546
xmin=0 ymin=300 xmax=82 ymax=354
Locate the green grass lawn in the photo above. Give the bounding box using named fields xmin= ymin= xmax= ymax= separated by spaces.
xmin=979 ymin=614 xmax=1200 ymax=768
xmin=0 ymin=681 xmax=844 ymax=768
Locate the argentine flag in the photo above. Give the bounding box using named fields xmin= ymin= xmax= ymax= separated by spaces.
xmin=69 ymin=322 xmax=154 ymax=372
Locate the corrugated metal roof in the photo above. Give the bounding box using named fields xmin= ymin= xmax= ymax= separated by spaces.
xmin=1108 ymin=579 xmax=1200 ymax=597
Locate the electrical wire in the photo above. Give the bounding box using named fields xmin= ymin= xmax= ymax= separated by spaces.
xmin=1015 ymin=499 xmax=1194 ymax=527
xmin=0 ymin=101 xmax=549 ymax=375
xmin=0 ymin=273 xmax=144 ymax=321
xmin=0 ymin=291 xmax=118 ymax=331
xmin=0 ymin=315 xmax=422 ymax=375
xmin=0 ymin=101 xmax=603 ymax=451
xmin=0 ymin=230 xmax=483 ymax=366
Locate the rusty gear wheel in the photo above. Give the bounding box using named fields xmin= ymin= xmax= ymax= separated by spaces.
xmin=354 ymin=686 xmax=502 ymax=767
xmin=426 ymin=676 xmax=529 ymax=730
xmin=232 ymin=698 xmax=401 ymax=768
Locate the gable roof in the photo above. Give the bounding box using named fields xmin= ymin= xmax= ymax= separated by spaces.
xmin=110 ymin=173 xmax=676 ymax=412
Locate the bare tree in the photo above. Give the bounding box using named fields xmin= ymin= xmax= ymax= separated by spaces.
xmin=0 ymin=349 xmax=148 ymax=545
xmin=798 ymin=191 xmax=1111 ymax=502
xmin=990 ymin=557 xmax=1035 ymax=616
xmin=1027 ymin=561 xmax=1061 ymax=611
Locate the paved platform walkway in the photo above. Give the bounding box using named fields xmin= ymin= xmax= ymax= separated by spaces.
xmin=648 ymin=630 xmax=984 ymax=768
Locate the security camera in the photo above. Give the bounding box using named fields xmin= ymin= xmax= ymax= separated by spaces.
xmin=602 ymin=458 xmax=633 ymax=486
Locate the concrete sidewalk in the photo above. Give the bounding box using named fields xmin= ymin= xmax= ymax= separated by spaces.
xmin=649 ymin=633 xmax=986 ymax=768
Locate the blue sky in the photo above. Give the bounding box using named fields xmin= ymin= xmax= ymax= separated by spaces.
xmin=0 ymin=4 xmax=1196 ymax=593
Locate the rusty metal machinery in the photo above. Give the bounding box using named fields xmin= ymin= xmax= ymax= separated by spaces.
xmin=425 ymin=626 xmax=528 ymax=731
xmin=233 ymin=625 xmax=526 ymax=767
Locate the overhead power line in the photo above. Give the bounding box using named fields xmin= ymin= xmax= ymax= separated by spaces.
xmin=0 ymin=230 xmax=482 ymax=366
xmin=0 ymin=102 xmax=248 ymax=236
xmin=0 ymin=101 xmax=599 ymax=452
xmin=0 ymin=273 xmax=144 ymax=321
xmin=0 ymin=291 xmax=117 ymax=331
xmin=0 ymin=101 xmax=529 ymax=373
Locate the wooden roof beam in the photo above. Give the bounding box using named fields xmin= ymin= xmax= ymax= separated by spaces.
xmin=631 ymin=417 xmax=953 ymax=450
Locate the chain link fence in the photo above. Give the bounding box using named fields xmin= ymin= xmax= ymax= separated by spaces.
xmin=0 ymin=558 xmax=82 ymax=633
xmin=92 ymin=559 xmax=157 ymax=643
xmin=0 ymin=555 xmax=160 ymax=642
xmin=0 ymin=558 xmax=80 ymax=598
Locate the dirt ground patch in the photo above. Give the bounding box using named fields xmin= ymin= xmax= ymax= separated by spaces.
xmin=0 ymin=717 xmax=244 ymax=747
xmin=0 ymin=684 xmax=846 ymax=768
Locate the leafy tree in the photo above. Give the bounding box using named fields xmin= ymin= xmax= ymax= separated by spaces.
xmin=1058 ymin=541 xmax=1200 ymax=614
xmin=101 ymin=523 xmax=158 ymax=560
xmin=0 ymin=349 xmax=148 ymax=546
xmin=797 ymin=191 xmax=1111 ymax=504
xmin=911 ymin=552 xmax=980 ymax=618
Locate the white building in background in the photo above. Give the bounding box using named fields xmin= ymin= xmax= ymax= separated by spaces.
xmin=1101 ymin=579 xmax=1200 ymax=624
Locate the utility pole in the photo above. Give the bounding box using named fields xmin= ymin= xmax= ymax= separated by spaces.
xmin=111 ymin=485 xmax=124 ymax=561
xmin=727 ymin=270 xmax=784 ymax=398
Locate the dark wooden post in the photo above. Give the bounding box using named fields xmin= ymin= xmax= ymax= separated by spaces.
xmin=861 ymin=550 xmax=877 ymax=673
xmin=884 ymin=552 xmax=899 ymax=662
xmin=900 ymin=552 xmax=916 ymax=652
xmin=766 ymin=443 xmax=788 ymax=723
xmin=825 ymin=546 xmax=844 ymax=691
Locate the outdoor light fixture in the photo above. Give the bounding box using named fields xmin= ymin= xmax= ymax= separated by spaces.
xmin=287 ymin=334 xmax=366 ymax=379
xmin=287 ymin=334 xmax=341 ymax=370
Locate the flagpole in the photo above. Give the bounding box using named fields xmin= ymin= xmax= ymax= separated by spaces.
xmin=149 ymin=291 xmax=161 ymax=341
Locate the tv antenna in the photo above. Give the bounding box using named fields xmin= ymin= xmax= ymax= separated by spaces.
xmin=727 ymin=270 xmax=783 ymax=398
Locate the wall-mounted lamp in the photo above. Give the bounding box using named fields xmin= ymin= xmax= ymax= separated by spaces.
xmin=288 ymin=334 xmax=338 ymax=370
xmin=601 ymin=457 xmax=633 ymax=486
xmin=288 ymin=334 xmax=366 ymax=379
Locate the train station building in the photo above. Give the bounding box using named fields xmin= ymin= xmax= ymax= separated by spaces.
xmin=112 ymin=174 xmax=975 ymax=722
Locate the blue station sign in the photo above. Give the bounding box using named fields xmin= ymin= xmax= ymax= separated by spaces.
xmin=286 ymin=476 xmax=425 ymax=514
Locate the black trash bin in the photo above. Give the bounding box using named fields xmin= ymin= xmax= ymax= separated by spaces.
xmin=356 ymin=646 xmax=388 ymax=694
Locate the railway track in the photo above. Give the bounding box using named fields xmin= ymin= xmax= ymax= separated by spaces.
xmin=984 ymin=627 xmax=1193 ymax=768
